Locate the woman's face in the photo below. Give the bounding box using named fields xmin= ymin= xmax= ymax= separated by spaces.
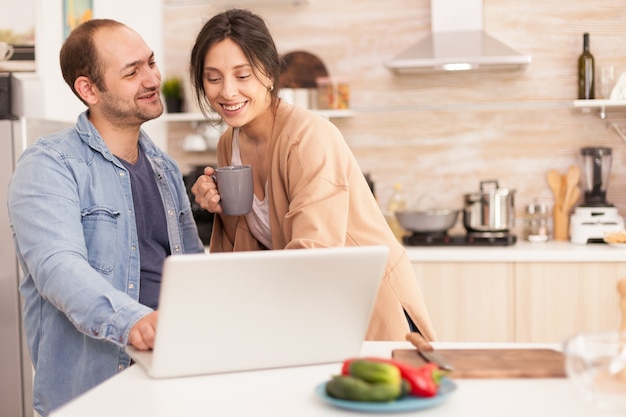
xmin=202 ymin=38 xmax=273 ymax=128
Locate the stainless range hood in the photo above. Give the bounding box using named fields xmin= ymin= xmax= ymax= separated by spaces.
xmin=386 ymin=0 xmax=532 ymax=74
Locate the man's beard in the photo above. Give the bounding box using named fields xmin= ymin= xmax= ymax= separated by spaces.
xmin=100 ymin=90 xmax=163 ymax=127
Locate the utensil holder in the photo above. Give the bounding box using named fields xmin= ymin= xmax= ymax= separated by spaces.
xmin=553 ymin=210 xmax=569 ymax=241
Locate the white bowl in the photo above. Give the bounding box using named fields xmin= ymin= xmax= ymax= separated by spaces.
xmin=563 ymin=331 xmax=626 ymax=413
xmin=395 ymin=209 xmax=459 ymax=233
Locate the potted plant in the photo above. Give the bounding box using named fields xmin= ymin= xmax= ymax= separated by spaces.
xmin=162 ymin=76 xmax=184 ymax=113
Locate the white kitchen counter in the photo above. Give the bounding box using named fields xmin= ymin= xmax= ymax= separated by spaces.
xmin=50 ymin=341 xmax=619 ymax=417
xmin=405 ymin=240 xmax=626 ymax=263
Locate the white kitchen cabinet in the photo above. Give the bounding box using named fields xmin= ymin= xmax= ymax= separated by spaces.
xmin=411 ymin=259 xmax=626 ymax=344
xmin=412 ymin=262 xmax=515 ymax=343
xmin=514 ymin=262 xmax=626 ymax=343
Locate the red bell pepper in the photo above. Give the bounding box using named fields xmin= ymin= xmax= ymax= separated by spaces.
xmin=341 ymin=357 xmax=446 ymax=398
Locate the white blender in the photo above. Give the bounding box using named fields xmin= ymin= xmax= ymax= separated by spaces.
xmin=570 ymin=147 xmax=624 ymax=244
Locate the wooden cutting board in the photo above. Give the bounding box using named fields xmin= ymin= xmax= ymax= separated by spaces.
xmin=392 ymin=348 xmax=566 ymax=378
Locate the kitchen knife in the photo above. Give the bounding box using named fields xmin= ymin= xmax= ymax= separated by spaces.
xmin=405 ymin=332 xmax=454 ymax=372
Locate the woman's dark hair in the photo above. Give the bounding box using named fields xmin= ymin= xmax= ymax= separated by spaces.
xmin=190 ymin=9 xmax=281 ymax=118
xmin=60 ymin=19 xmax=123 ymax=105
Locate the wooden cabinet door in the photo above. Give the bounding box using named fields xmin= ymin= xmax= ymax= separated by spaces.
xmin=413 ymin=263 xmax=515 ymax=342
xmin=514 ymin=263 xmax=626 ymax=343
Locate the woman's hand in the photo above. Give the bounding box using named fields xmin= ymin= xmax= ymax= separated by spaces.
xmin=191 ymin=166 xmax=223 ymax=214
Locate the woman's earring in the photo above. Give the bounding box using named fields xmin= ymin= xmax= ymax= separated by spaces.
xmin=269 ymin=85 xmax=274 ymax=92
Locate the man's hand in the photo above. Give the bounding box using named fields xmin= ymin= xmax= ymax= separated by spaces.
xmin=128 ymin=310 xmax=158 ymax=350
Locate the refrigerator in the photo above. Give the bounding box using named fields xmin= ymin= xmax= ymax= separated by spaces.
xmin=1 ymin=116 xmax=72 ymax=417
xmin=1 ymin=117 xmax=32 ymax=417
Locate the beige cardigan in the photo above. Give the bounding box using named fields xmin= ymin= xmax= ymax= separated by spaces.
xmin=209 ymin=101 xmax=435 ymax=341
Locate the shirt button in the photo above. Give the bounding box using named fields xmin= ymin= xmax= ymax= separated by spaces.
xmin=118 ymin=364 xmax=124 ymax=371
xmin=168 ymin=209 xmax=174 ymax=216
xmin=128 ymin=283 xmax=135 ymax=289
xmin=174 ymin=245 xmax=181 ymax=252
xmin=119 ymin=171 xmax=126 ymax=177
xmin=131 ymin=245 xmax=137 ymax=251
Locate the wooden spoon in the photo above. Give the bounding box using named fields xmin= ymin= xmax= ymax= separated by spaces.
xmin=561 ymin=165 xmax=581 ymax=214
xmin=547 ymin=169 xmax=563 ymax=210
xmin=563 ymin=186 xmax=581 ymax=214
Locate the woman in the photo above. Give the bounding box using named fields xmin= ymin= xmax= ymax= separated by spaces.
xmin=190 ymin=8 xmax=435 ymax=341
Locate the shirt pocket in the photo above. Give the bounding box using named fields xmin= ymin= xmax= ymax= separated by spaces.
xmin=81 ymin=206 xmax=120 ymax=274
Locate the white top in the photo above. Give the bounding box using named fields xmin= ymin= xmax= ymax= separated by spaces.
xmin=50 ymin=341 xmax=614 ymax=417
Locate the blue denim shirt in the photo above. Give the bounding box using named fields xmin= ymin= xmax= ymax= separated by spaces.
xmin=8 ymin=111 xmax=205 ymax=417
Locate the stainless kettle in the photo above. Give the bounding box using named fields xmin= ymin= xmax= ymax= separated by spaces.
xmin=463 ymin=180 xmax=516 ymax=233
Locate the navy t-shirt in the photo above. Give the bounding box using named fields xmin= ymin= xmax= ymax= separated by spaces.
xmin=119 ymin=149 xmax=170 ymax=309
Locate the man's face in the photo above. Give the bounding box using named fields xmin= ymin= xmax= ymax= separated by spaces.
xmin=92 ymin=26 xmax=163 ymax=126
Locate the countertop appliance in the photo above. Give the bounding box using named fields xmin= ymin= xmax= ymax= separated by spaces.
xmin=570 ymin=147 xmax=624 ymax=244
xmin=0 ymin=73 xmax=12 ymax=118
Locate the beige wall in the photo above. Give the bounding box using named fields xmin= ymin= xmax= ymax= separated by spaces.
xmin=162 ymin=0 xmax=626 ymax=232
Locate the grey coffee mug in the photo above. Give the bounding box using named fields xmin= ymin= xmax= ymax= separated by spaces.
xmin=211 ymin=165 xmax=253 ymax=216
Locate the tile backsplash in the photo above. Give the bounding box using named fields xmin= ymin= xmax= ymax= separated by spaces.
xmin=163 ymin=0 xmax=626 ymax=233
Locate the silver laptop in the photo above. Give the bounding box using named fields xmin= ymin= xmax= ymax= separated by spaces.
xmin=126 ymin=245 xmax=389 ymax=378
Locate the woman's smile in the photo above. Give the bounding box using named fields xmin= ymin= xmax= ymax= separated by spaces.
xmin=221 ymin=101 xmax=247 ymax=112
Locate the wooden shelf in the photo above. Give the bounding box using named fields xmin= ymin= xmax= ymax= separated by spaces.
xmin=314 ymin=109 xmax=355 ymax=119
xmin=161 ymin=112 xmax=218 ymax=122
xmin=573 ymin=99 xmax=626 ymax=119
xmin=162 ymin=109 xmax=354 ymax=122
xmin=165 ymin=0 xmax=309 ymax=6
xmin=573 ymin=99 xmax=626 ymax=142
xmin=572 ymin=99 xmax=626 ymax=109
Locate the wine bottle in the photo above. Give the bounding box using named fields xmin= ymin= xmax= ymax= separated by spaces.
xmin=578 ymin=32 xmax=595 ymax=99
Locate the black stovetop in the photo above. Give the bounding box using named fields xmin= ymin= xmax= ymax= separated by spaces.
xmin=403 ymin=232 xmax=517 ymax=246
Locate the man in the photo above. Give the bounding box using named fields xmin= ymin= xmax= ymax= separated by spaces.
xmin=7 ymin=19 xmax=204 ymax=417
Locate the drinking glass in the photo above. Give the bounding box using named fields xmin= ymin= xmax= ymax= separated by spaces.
xmin=599 ymin=65 xmax=615 ymax=99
